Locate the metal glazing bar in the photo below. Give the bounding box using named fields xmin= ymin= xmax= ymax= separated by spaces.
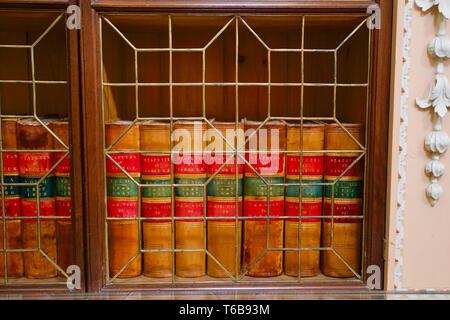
xmin=104 ymin=118 xmax=139 ymax=152
xmin=99 ymin=15 xmax=111 ymax=282
xmin=102 ymin=16 xmax=137 ymax=50
xmin=168 ymin=15 xmax=176 ymax=284
xmin=31 ymin=13 xmax=64 ymax=48
xmin=234 ymin=16 xmax=240 ymax=281
xmin=238 ymin=17 xmax=270 ymax=51
xmin=106 ymin=215 xmax=364 ymax=221
xmin=106 ymin=149 xmax=366 ymax=155
xmin=335 ymin=18 xmax=369 ymax=52
xmin=0 ymin=80 xmax=67 ymax=84
xmin=361 ymin=24 xmax=373 ymax=279
xmin=0 ymin=114 xmax=8 ymax=284
xmin=0 ymin=45 xmax=31 ymax=49
xmin=297 ymin=15 xmax=306 ymax=282
xmin=102 ymin=82 xmax=368 ymax=87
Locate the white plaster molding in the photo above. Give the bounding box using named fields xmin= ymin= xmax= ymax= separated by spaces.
xmin=416 ymin=0 xmax=450 ymax=19
xmin=395 ymin=0 xmax=414 ymax=291
xmin=416 ymin=1 xmax=450 ymax=206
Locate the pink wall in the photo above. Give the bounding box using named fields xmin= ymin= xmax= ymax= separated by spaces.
xmin=387 ymin=1 xmax=450 ymax=291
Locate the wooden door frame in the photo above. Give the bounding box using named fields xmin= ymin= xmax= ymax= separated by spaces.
xmin=0 ymin=0 xmax=85 ymax=293
xmin=80 ymin=0 xmax=392 ymax=293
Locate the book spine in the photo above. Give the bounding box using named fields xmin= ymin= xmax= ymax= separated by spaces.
xmin=140 ymin=122 xmax=172 ymax=278
xmin=285 ymin=124 xmax=324 ymax=277
xmin=17 ymin=119 xmax=57 ymax=279
xmin=174 ymin=122 xmax=206 ymax=278
xmin=106 ymin=122 xmax=141 ymax=278
xmin=243 ymin=121 xmax=285 ymax=277
xmin=322 ymin=124 xmax=363 ymax=278
xmin=206 ymin=123 xmax=243 ymax=278
xmin=0 ymin=119 xmax=23 ymax=278
xmin=51 ymin=121 xmax=73 ymax=273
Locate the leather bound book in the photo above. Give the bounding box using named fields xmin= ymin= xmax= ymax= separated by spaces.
xmin=322 ymin=123 xmax=364 ymax=278
xmin=0 ymin=119 xmax=23 ymax=278
xmin=206 ymin=122 xmax=244 ymax=278
xmin=106 ymin=121 xmax=141 ymax=278
xmin=140 ymin=122 xmax=172 ymax=278
xmin=50 ymin=121 xmax=73 ymax=274
xmin=243 ymin=120 xmax=286 ymax=277
xmin=17 ymin=119 xmax=57 ymax=279
xmin=285 ymin=123 xmax=325 ymax=277
xmin=173 ymin=121 xmax=207 ymax=278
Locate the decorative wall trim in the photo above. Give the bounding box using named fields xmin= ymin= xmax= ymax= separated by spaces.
xmin=416 ymin=0 xmax=450 ymax=206
xmin=394 ymin=0 xmax=414 ymax=291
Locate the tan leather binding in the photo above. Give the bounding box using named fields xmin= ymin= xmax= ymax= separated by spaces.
xmin=285 ymin=123 xmax=325 ymax=277
xmin=321 ymin=123 xmax=363 ymax=278
xmin=106 ymin=122 xmax=141 ymax=278
xmin=50 ymin=121 xmax=73 ymax=274
xmin=243 ymin=121 xmax=286 ymax=277
xmin=18 ymin=119 xmax=57 ymax=279
xmin=0 ymin=119 xmax=23 ymax=278
xmin=206 ymin=122 xmax=243 ymax=278
xmin=140 ymin=122 xmax=172 ymax=278
xmin=174 ymin=121 xmax=206 ymax=278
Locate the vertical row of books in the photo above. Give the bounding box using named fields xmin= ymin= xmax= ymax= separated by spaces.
xmin=0 ymin=118 xmax=72 ymax=280
xmin=106 ymin=120 xmax=364 ymax=280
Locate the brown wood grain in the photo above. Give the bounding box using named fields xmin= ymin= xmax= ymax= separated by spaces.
xmin=80 ymin=0 xmax=391 ymax=292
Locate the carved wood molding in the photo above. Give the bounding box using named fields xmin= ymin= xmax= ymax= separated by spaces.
xmin=416 ymin=0 xmax=450 ymax=206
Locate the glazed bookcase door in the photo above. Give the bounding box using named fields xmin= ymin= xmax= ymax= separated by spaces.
xmin=82 ymin=1 xmax=391 ymax=292
xmin=0 ymin=4 xmax=84 ymax=291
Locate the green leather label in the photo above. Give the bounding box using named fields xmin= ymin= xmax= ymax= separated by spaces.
xmin=20 ymin=176 xmax=55 ymax=199
xmin=244 ymin=176 xmax=284 ymax=197
xmin=207 ymin=178 xmax=243 ymax=197
xmin=2 ymin=176 xmax=20 ymax=197
xmin=325 ymin=180 xmax=363 ymax=198
xmin=107 ymin=177 xmax=139 ymax=197
xmin=56 ymin=176 xmax=71 ymax=197
xmin=286 ymin=179 xmax=323 ymax=198
xmin=175 ymin=177 xmax=207 ymax=197
xmin=142 ymin=179 xmax=171 ymax=198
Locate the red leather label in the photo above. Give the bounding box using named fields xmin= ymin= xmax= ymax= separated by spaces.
xmin=243 ymin=199 xmax=284 ymax=220
xmin=245 ymin=153 xmax=284 ymax=175
xmin=56 ymin=198 xmax=72 ymax=219
xmin=174 ymin=155 xmax=206 ymax=174
xmin=21 ymin=199 xmax=55 ymax=222
xmin=175 ymin=200 xmax=204 ymax=222
xmin=207 ymin=200 xmax=242 ymax=222
xmin=142 ymin=201 xmax=171 ymax=222
xmin=324 ymin=201 xmax=362 ymax=223
xmin=285 ymin=201 xmax=322 ymax=222
xmin=107 ymin=199 xmax=138 ymax=218
xmin=106 ymin=153 xmax=140 ymax=174
xmin=142 ymin=155 xmax=171 ymax=176
xmin=2 ymin=152 xmax=18 ymax=175
xmin=287 ymin=155 xmax=323 ymax=176
xmin=325 ymin=156 xmax=362 ymax=177
xmin=207 ymin=155 xmax=244 ymax=175
xmin=0 ymin=198 xmax=20 ymax=217
xmin=54 ymin=151 xmax=71 ymax=175
xmin=18 ymin=153 xmax=52 ymax=175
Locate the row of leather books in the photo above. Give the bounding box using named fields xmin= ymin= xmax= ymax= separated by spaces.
xmin=107 ymin=120 xmax=364 ymax=279
xmin=0 ymin=118 xmax=72 ymax=279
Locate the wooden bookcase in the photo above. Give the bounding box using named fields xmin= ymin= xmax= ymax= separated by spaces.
xmin=81 ymin=0 xmax=392 ymax=292
xmin=0 ymin=1 xmax=84 ymax=292
xmin=0 ymin=0 xmax=392 ymax=294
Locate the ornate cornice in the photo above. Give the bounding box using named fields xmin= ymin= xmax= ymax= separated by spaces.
xmin=416 ymin=0 xmax=450 ymax=206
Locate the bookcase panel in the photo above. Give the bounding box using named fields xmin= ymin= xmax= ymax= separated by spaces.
xmin=98 ymin=12 xmax=373 ymax=288
xmin=0 ymin=8 xmax=83 ymax=290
